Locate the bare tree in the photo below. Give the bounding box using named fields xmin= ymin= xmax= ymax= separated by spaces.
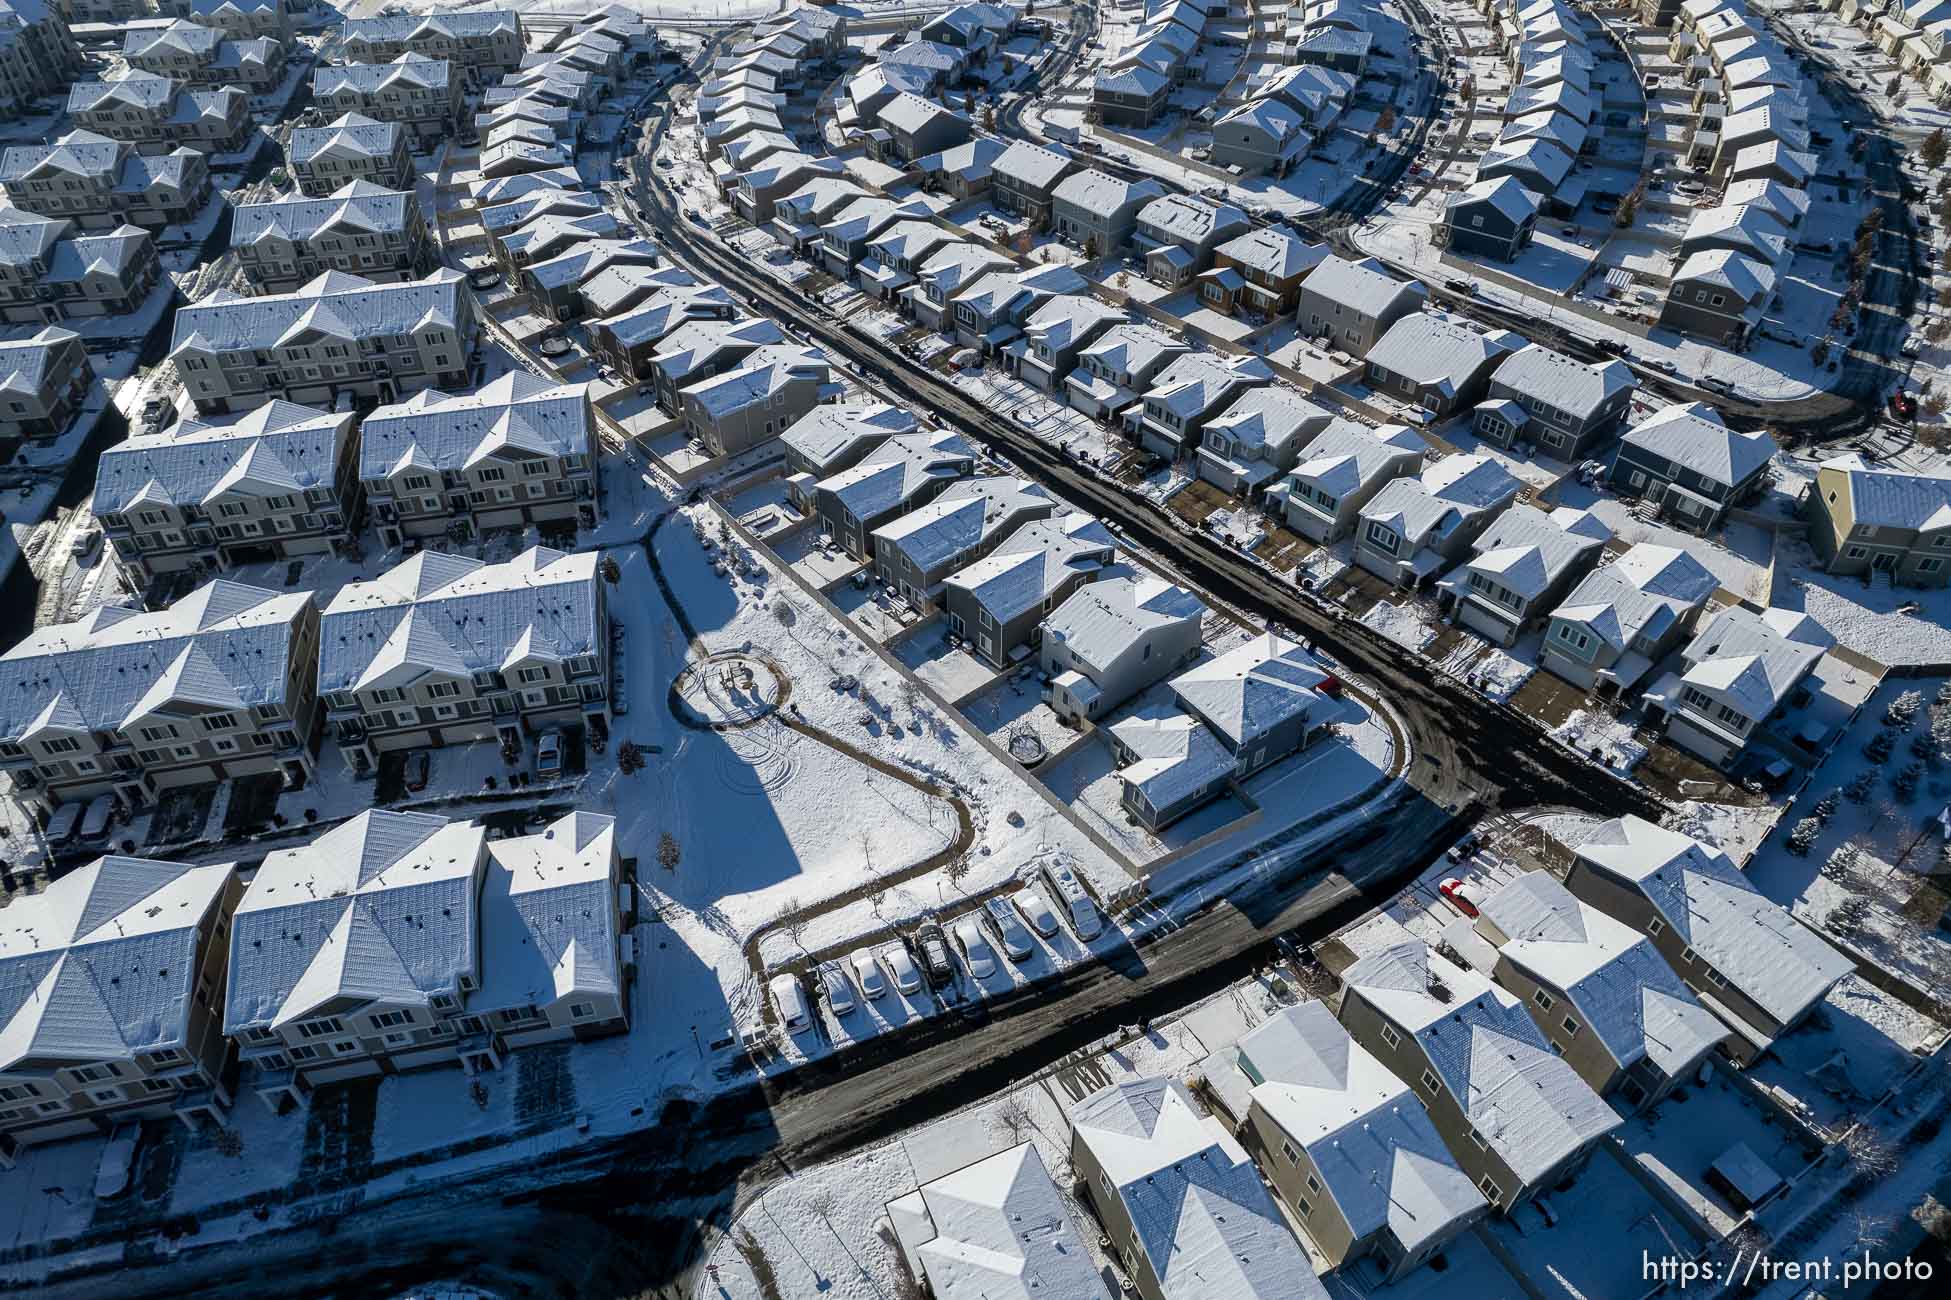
xmin=1841 ymin=1125 xmax=1899 ymax=1177
xmin=995 ymin=1094 xmax=1038 ymax=1145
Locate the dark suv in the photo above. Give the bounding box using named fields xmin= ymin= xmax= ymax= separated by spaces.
xmin=914 ymin=923 xmax=955 ymax=988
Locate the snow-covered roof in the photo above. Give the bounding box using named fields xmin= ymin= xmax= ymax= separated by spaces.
xmin=1203 ymin=386 xmax=1332 ymax=461
xmin=1023 ymin=293 xmax=1122 ymax=352
xmin=1145 ymin=353 xmax=1272 ymax=422
xmin=1170 ymin=632 xmax=1327 ymax=751
xmin=878 ymin=91 xmax=963 ymax=135
xmin=992 ymin=139 xmax=1076 ymax=192
xmin=0 ymin=582 xmax=309 ymax=744
xmin=318 ymin=547 xmax=600 ymax=695
xmin=0 ymin=326 xmax=81 ymax=398
xmin=288 ymin=112 xmax=402 ymax=165
xmin=1069 ymin=1078 xmax=1325 ymax=1300
xmin=171 ymin=269 xmax=463 ymax=358
xmin=679 ymin=344 xmax=829 ymax=420
xmin=1682 ymin=203 xmax=1789 ymax=262
xmin=873 ymin=475 xmax=1052 ymax=576
xmin=360 ymin=372 xmax=590 ymax=482
xmin=782 ymin=402 xmax=917 ymax=473
xmin=1340 ymin=940 xmax=1622 ymax=1183
xmin=1459 ymin=504 xmax=1612 ymax=602
xmin=1300 ymin=254 xmax=1421 ymax=319
xmin=1137 ymin=194 xmax=1247 ymax=246
xmin=316 ymin=52 xmax=452 ymax=97
xmin=1622 ymin=401 xmax=1772 ymax=487
xmin=1480 ymin=873 xmax=1727 ymax=1077
xmin=233 ymin=180 xmax=413 ymax=247
xmin=1478 ymin=137 xmax=1574 ymax=192
xmin=0 ymin=855 xmax=233 ymax=1072
xmin=1818 ymin=454 xmax=1951 ymax=532
xmin=888 ymin=1143 xmax=1113 ymax=1300
xmin=1551 ymin=543 xmax=1720 ymax=653
xmin=1361 ymin=454 xmax=1522 ymax=548
xmin=342 ymin=10 xmax=520 ymax=43
xmin=226 ymin=811 xmax=487 ymax=1032
xmin=1367 ymin=314 xmax=1521 ymax=399
xmin=1677 ymin=604 xmax=1832 ymax=722
xmin=1722 ymin=176 xmax=1810 ymax=226
xmin=1213 ymin=226 xmax=1325 ymax=281
xmin=1080 ymin=322 xmax=1185 ymax=380
xmin=1490 ymin=343 xmax=1633 ymax=420
xmin=1043 ymin=576 xmax=1206 ymax=678
xmin=1283 ymin=420 xmax=1425 ymax=499
xmin=1236 ymin=1001 xmax=1484 ymax=1255
xmin=1110 ymin=705 xmax=1236 ymax=810
xmin=945 ymin=512 xmax=1115 ymax=623
xmin=1052 ymin=168 xmax=1167 ymax=216
xmin=596 ymin=279 xmax=737 ymax=345
xmin=95 ymin=399 xmax=349 ymax=515
xmin=1575 ymin=817 xmax=1853 ymax=1028
xmin=475 ymin=810 xmax=620 ymax=1015
xmin=1448 ymin=175 xmax=1542 ymax=226
xmin=914 ymin=137 xmax=1006 ymax=182
xmin=820 ymin=429 xmax=977 ymax=521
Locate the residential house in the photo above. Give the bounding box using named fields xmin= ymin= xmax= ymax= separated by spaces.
xmin=1804 ymin=454 xmax=1951 ymax=587
xmin=1050 ymin=169 xmax=1168 ymax=256
xmin=1291 ymin=23 xmax=1374 ymax=71
xmin=1273 ymin=420 xmax=1428 ymax=544
xmin=313 ymin=54 xmax=461 ymax=145
xmin=0 ymin=855 xmax=242 ymax=1161
xmin=0 ymin=0 xmax=85 ymax=121
xmin=1206 ymin=225 xmax=1327 ymax=318
xmin=94 ymin=400 xmax=359 ymax=582
xmin=231 ymin=182 xmax=431 ymax=293
xmin=1680 ymin=203 xmax=1790 ymax=264
xmin=0 ymin=208 xmax=158 ymax=324
xmin=886 ymin=1143 xmax=1114 ymax=1300
xmin=1442 ymin=176 xmax=1542 ymax=262
xmin=576 ymin=263 xmax=697 ymax=323
xmin=0 ymin=132 xmax=210 ymax=231
xmin=340 ymin=11 xmax=525 ymax=87
xmin=1337 ymin=940 xmax=1622 ymax=1212
xmin=1540 ymin=543 xmax=1721 ymax=694
xmin=1355 ymin=454 xmax=1524 ymax=587
xmin=0 ymin=327 xmax=92 ymax=445
xmin=1136 ymin=353 xmax=1273 ymax=459
xmin=912 ymin=138 xmax=1005 ymax=200
xmin=1133 ymin=194 xmax=1249 ymax=287
xmin=1210 ymin=98 xmax=1312 ymax=176
xmin=1476 ymin=343 xmax=1636 ymax=461
xmin=1092 ymin=65 xmax=1173 ymax=128
xmin=1471 ymin=873 xmax=1728 ymax=1110
xmin=950 ymin=263 xmax=1089 ymax=353
xmin=1643 ymin=605 xmax=1832 ymax=770
xmin=821 ymin=195 xmax=934 ymax=279
xmin=1610 ymin=401 xmax=1772 ymax=531
xmin=811 ymin=428 xmax=977 ymax=557
xmin=319 ymin=546 xmax=611 ymax=773
xmin=125 ymin=21 xmax=286 ymax=92
xmin=768 ymin=174 xmax=868 ymax=254
xmin=169 ymin=269 xmax=478 ymax=415
xmin=1069 ymin=1077 xmax=1326 ymax=1300
xmin=1216 ymin=1002 xmax=1486 ymax=1280
xmin=1195 ymin=386 xmax=1334 ymax=497
xmin=857 ymin=221 xmax=958 ymax=303
xmin=587 ymin=283 xmax=740 ymax=380
xmin=175 ymin=0 xmax=288 ymax=41
xmin=1297 ymin=255 xmax=1426 ymax=356
xmin=520 ymin=237 xmax=661 ymax=323
xmin=1658 ymin=248 xmax=1776 ymax=347
xmin=1567 ymin=816 xmax=1854 ymax=1062
xmin=780 ymin=401 xmax=916 ymax=487
xmin=1364 ymin=314 xmax=1523 ymax=421
xmin=1066 ymin=322 xmax=1189 ymax=420
xmin=875 ymin=93 xmax=969 ymax=164
xmin=648 ymin=316 xmax=785 ymax=412
xmin=679 ymin=344 xmax=834 ymax=458
xmin=991 ymin=140 xmax=1079 ymax=227
xmin=287 ymin=113 xmax=412 ymax=195
xmin=225 ymin=807 xmax=627 ymax=1111
xmin=0 ymin=581 xmax=321 ymax=811
xmin=907 ymin=243 xmax=1012 ymax=332
xmin=942 ymin=512 xmax=1117 ymax=665
xmin=1040 ymin=575 xmax=1206 ymax=724
xmin=1015 ymin=293 xmax=1124 ymax=394
xmin=359 ymin=373 xmax=597 ymax=546
xmin=871 ymin=474 xmax=1053 ymax=608
xmin=67 ymin=73 xmax=252 ymax=157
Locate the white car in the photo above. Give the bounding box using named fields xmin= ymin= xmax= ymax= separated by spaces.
xmin=882 ymin=944 xmax=922 ymax=995
xmin=849 ymin=948 xmax=886 ymax=1000
xmin=953 ymin=918 xmax=996 ymax=979
xmin=1012 ymin=887 xmax=1059 ymax=938
xmin=820 ymin=964 xmax=855 ymax=1016
xmin=984 ymin=896 xmax=1035 ymax=961
xmin=95 ymin=1122 xmax=140 ymax=1200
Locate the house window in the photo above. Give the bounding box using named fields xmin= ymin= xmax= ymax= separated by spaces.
xmin=1305 ymin=1173 xmax=1321 ymax=1195
xmin=1380 ymin=1024 xmax=1400 ymax=1050
xmin=427 ymin=681 xmax=461 ymax=699
xmin=1480 ymin=1175 xmax=1502 ymax=1206
xmin=1561 ymin=1016 xmax=1580 ymax=1038
xmin=296 ymin=1017 xmax=345 ymax=1039
xmin=43 ymin=737 xmax=82 ymax=754
xmin=1648 ymin=918 xmax=1664 ymax=937
xmin=1280 ymin=1139 xmax=1300 ymax=1165
xmin=570 ymin=1002 xmax=595 ymax=1019
xmin=1533 ymin=989 xmax=1554 ymax=1013
xmin=370 ymin=1009 xmax=414 ymax=1030
xmin=1680 ymin=946 xmax=1696 ymax=965
xmin=1469 ymin=1128 xmax=1488 ymax=1150
xmin=1705 ymin=967 xmax=1728 ymax=988
xmin=1420 ymin=1069 xmax=1441 ymax=1096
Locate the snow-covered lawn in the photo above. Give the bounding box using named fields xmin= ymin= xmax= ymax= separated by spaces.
xmin=1360 ymin=594 xmax=1440 ymax=652
xmin=1437 ymin=631 xmax=1536 ymax=703
xmin=1552 ymin=708 xmax=1651 ymax=773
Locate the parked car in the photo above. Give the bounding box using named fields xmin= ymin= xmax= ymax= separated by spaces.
xmin=849 ymin=947 xmax=886 ymax=1000
xmin=915 ymin=922 xmax=955 ymax=987
xmin=820 ymin=964 xmax=855 ymax=1016
xmin=881 ymin=943 xmax=922 ymax=995
xmin=1890 ymin=391 xmax=1918 ymax=421
xmin=770 ymin=973 xmax=810 ymax=1033
xmin=1012 ymin=886 xmax=1059 ymax=938
xmin=403 ymin=751 xmax=430 ymax=793
xmin=1040 ymin=863 xmax=1103 ymax=940
xmin=1439 ymin=877 xmax=1483 ymax=918
xmin=953 ymin=917 xmax=996 ymax=979
xmin=983 ymin=896 xmax=1035 ymax=960
xmin=535 ymin=730 xmax=563 ymax=778
xmin=1698 ymin=376 xmax=1735 ymax=397
xmin=68 ymin=528 xmax=98 ymax=560
xmin=95 ymin=1122 xmax=141 ymax=1200
xmin=78 ymin=794 xmax=116 ymax=842
xmin=41 ymin=800 xmax=83 ymax=847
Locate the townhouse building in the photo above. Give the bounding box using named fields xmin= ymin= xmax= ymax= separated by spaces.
xmin=1539 ymin=543 xmax=1720 ymax=695
xmin=0 ymin=326 xmax=92 ymax=445
xmin=1297 ymin=255 xmax=1426 ymax=356
xmin=67 ymin=73 xmax=252 ymax=157
xmin=521 ymin=237 xmax=661 ymax=322
xmin=0 ymin=0 xmax=84 ymax=120
xmin=359 ymin=373 xmax=597 ymax=546
xmin=0 ymin=131 xmax=210 ymax=231
xmin=94 ymin=400 xmax=359 ymax=582
xmin=225 ymin=807 xmax=628 ymax=1112
xmin=0 ymin=207 xmax=158 ymax=324
xmin=871 ymin=474 xmax=1052 ymax=608
xmin=0 ymin=580 xmax=322 ymax=812
xmin=318 ymin=546 xmax=611 ymax=774
xmin=1476 ymin=343 xmax=1635 ymax=461
xmin=1804 ymin=454 xmax=1951 ymax=587
xmin=679 ymin=344 xmax=835 ymax=459
xmin=340 ymin=10 xmax=525 ymax=88
xmin=313 ymin=54 xmax=461 ymax=145
xmin=231 ymin=182 xmax=431 ymax=293
xmin=1337 ymin=940 xmax=1621 ymax=1212
xmin=174 ymin=0 xmax=288 ymax=41
xmin=942 ymin=511 xmax=1116 ymax=666
xmin=169 ymin=268 xmax=478 ymax=415
xmin=810 ymin=428 xmax=977 ymax=558
xmin=125 ymin=21 xmax=286 ymax=92
xmin=780 ymin=401 xmax=916 ymax=483
xmin=0 ymin=855 xmax=242 ymax=1163
xmin=1040 ymin=575 xmax=1206 ymax=724
xmin=1273 ymin=420 xmax=1428 ymax=545
xmin=1567 ymin=817 xmax=1853 ymax=1062
xmin=1471 ymin=873 xmax=1728 ymax=1111
xmin=287 ymin=113 xmax=413 ymax=195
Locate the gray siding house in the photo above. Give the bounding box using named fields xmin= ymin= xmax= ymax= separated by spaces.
xmin=942 ymin=512 xmax=1116 ymax=666
xmin=1050 ymin=169 xmax=1168 ymax=256
xmin=1539 ymin=543 xmax=1720 ymax=695
xmin=1297 ymin=255 xmax=1426 ymax=357
xmin=1609 ymin=402 xmax=1773 ymax=532
xmin=1476 ymin=343 xmax=1636 ymax=462
xmin=1040 ymin=575 xmax=1206 ymax=723
xmin=1273 ymin=421 xmax=1427 ymax=544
